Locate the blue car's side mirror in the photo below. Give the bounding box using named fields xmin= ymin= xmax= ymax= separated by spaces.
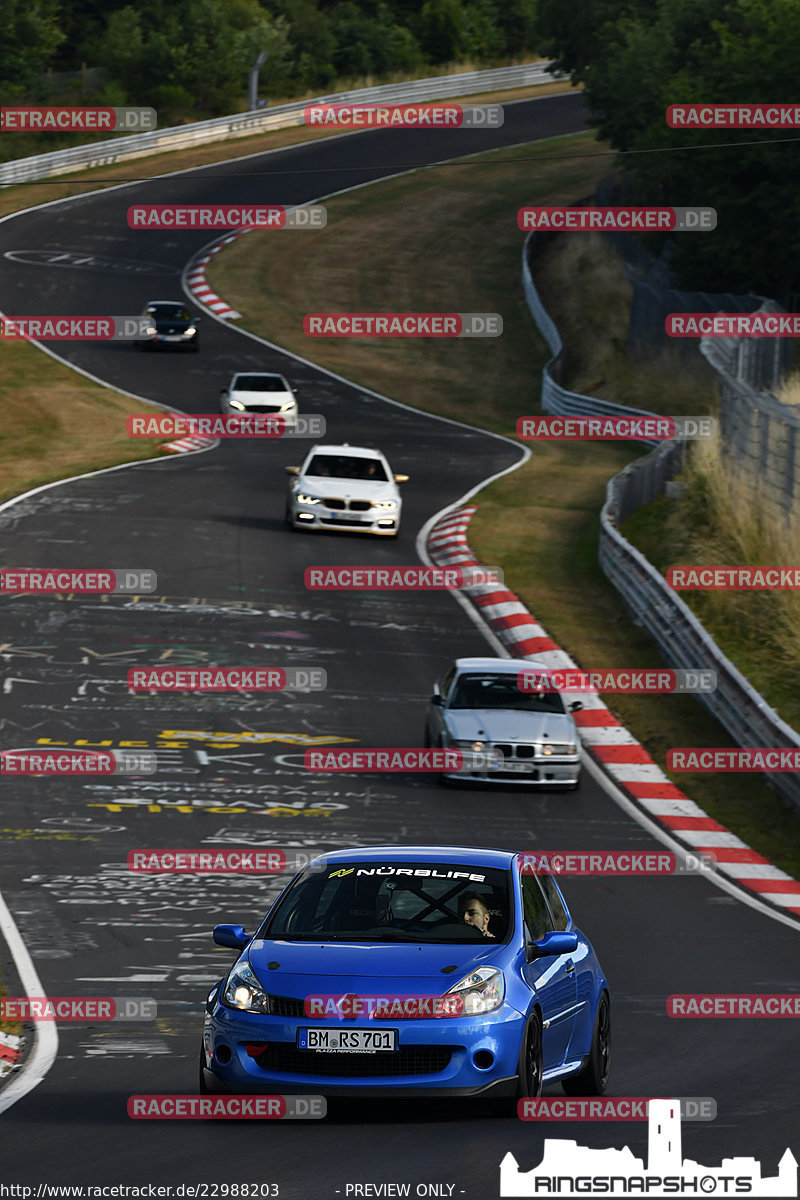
xmin=527 ymin=930 xmax=579 ymax=960
xmin=213 ymin=924 xmax=251 ymax=950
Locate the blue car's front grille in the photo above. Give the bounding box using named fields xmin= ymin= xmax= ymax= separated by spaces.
xmin=253 ymin=1044 xmax=454 ymax=1077
xmin=268 ymin=995 xmax=306 ymax=1018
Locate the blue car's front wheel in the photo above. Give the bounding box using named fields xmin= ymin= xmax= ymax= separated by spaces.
xmin=515 ymin=1011 xmax=543 ymax=1101
xmin=563 ymin=991 xmax=611 ymax=1095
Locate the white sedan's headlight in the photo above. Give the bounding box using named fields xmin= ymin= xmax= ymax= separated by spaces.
xmin=228 ymin=399 xmax=245 ymax=411
xmin=279 ymin=399 xmax=297 ymax=411
xmin=297 ymin=492 xmax=322 ymax=505
xmin=445 ymin=967 xmax=504 ymax=1015
xmin=223 ymin=961 xmax=270 ymax=1013
xmin=372 ymin=500 xmax=397 ymax=510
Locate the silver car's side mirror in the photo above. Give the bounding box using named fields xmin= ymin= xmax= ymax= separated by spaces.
xmin=568 ymin=700 xmax=583 ymax=712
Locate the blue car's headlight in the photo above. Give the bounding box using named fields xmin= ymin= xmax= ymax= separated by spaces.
xmin=445 ymin=967 xmax=504 ymax=1015
xmin=222 ymin=961 xmax=270 ymax=1013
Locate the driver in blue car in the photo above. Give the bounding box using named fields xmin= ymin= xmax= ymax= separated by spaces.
xmin=458 ymin=893 xmax=496 ymax=938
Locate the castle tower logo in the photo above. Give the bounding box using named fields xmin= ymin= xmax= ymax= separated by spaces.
xmin=500 ymin=1098 xmax=797 ymax=1197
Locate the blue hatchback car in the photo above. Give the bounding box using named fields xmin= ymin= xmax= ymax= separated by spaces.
xmin=200 ymin=846 xmax=610 ymax=1107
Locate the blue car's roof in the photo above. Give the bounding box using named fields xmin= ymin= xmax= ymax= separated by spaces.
xmin=310 ymin=846 xmax=517 ymax=870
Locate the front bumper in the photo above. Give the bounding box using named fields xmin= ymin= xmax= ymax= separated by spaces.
xmin=202 ymin=1003 xmax=524 ymax=1095
xmin=443 ymin=759 xmax=580 ymax=786
xmin=289 ymin=502 xmax=399 ymax=535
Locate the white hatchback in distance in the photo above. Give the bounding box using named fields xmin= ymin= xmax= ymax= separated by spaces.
xmin=220 ymin=373 xmax=298 ymax=425
xmin=285 ymin=443 xmax=408 ymax=536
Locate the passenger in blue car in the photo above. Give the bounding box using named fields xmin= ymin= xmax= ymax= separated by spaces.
xmin=458 ymin=893 xmax=497 ymax=938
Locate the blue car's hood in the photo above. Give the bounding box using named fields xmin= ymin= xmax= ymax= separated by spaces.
xmin=247 ymin=937 xmax=500 ymax=988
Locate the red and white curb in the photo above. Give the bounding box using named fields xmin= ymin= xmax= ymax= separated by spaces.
xmin=158 ymin=435 xmax=217 ymax=455
xmin=428 ymin=507 xmax=800 ymax=919
xmin=185 ymin=230 xmax=250 ymax=319
xmin=0 ymin=1032 xmax=23 ymax=1079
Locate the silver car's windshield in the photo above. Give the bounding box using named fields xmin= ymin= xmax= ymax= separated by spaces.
xmin=449 ymin=673 xmax=566 ymax=713
xmin=305 ymin=455 xmax=389 ymax=481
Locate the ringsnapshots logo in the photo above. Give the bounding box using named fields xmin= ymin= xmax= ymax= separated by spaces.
xmin=518 ymin=1097 xmax=717 ymax=1122
xmin=668 ymin=103 xmax=800 ymax=128
xmin=667 ymin=313 xmax=800 ymax=337
xmin=517 ymin=207 xmax=716 ymax=231
xmin=0 ymin=749 xmax=156 ymax=776
xmin=128 ymin=849 xmax=326 ymax=874
xmin=127 ymin=205 xmax=326 ymax=229
xmin=0 ymin=997 xmax=156 ymax=1021
xmin=304 ymin=748 xmax=503 ymax=773
xmin=0 ymin=568 xmax=156 ymax=594
xmin=518 ymin=667 xmax=716 ymax=694
xmin=126 ymin=414 xmax=326 ymax=439
xmin=0 ymin=106 xmax=156 ymax=131
xmin=516 ymin=416 xmax=716 ymax=441
xmin=128 ymin=1095 xmax=326 ymax=1120
xmin=667 ymin=566 xmax=800 ymax=590
xmin=127 ymin=667 xmax=326 ymax=692
xmin=303 ymin=313 xmax=502 ymax=337
xmin=517 ymin=851 xmax=717 ymax=877
xmin=303 ymin=103 xmax=503 ymax=128
xmin=304 ymin=565 xmax=503 ymax=590
xmin=501 ymin=1097 xmax=797 ymax=1198
xmin=667 ymin=748 xmax=800 ymax=773
xmin=1 ymin=316 xmax=157 ymax=341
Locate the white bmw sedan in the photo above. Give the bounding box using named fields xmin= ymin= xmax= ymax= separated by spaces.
xmin=285 ymin=443 xmax=407 ymax=536
xmin=220 ymin=372 xmax=298 ymax=425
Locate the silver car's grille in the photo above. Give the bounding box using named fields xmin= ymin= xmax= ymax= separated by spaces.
xmin=493 ymin=742 xmax=572 ymax=759
xmin=323 ymin=497 xmax=346 ymax=509
xmin=322 ymin=498 xmax=373 ymax=511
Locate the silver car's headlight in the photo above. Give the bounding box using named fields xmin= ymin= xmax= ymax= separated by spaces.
xmin=228 ymin=399 xmax=245 ymax=411
xmin=540 ymin=743 xmax=577 ymax=756
xmin=223 ymin=961 xmax=270 ymax=1013
xmin=445 ymin=967 xmax=504 ymax=1015
xmin=297 ymin=493 xmax=322 ymax=505
xmin=372 ymin=500 xmax=397 ymax=510
xmin=452 ymin=739 xmax=486 ymax=752
xmin=279 ymin=399 xmax=297 ymax=411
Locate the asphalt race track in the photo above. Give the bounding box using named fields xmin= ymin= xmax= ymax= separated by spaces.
xmin=0 ymin=92 xmax=798 ymax=1195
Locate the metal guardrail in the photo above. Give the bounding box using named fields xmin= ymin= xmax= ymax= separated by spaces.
xmin=522 ymin=231 xmax=800 ymax=812
xmin=0 ymin=61 xmax=563 ymax=188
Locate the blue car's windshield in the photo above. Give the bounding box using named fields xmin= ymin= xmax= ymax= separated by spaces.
xmin=449 ymin=673 xmax=566 ymax=713
xmin=264 ymin=862 xmax=512 ymax=943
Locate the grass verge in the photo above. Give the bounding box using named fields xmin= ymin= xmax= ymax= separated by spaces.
xmin=209 ymin=129 xmax=800 ymax=879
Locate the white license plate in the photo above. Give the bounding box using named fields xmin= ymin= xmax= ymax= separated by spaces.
xmin=297 ymin=1028 xmax=396 ymax=1052
xmin=495 ymin=761 xmax=533 ymax=773
xmin=331 ymin=513 xmax=363 ymax=522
